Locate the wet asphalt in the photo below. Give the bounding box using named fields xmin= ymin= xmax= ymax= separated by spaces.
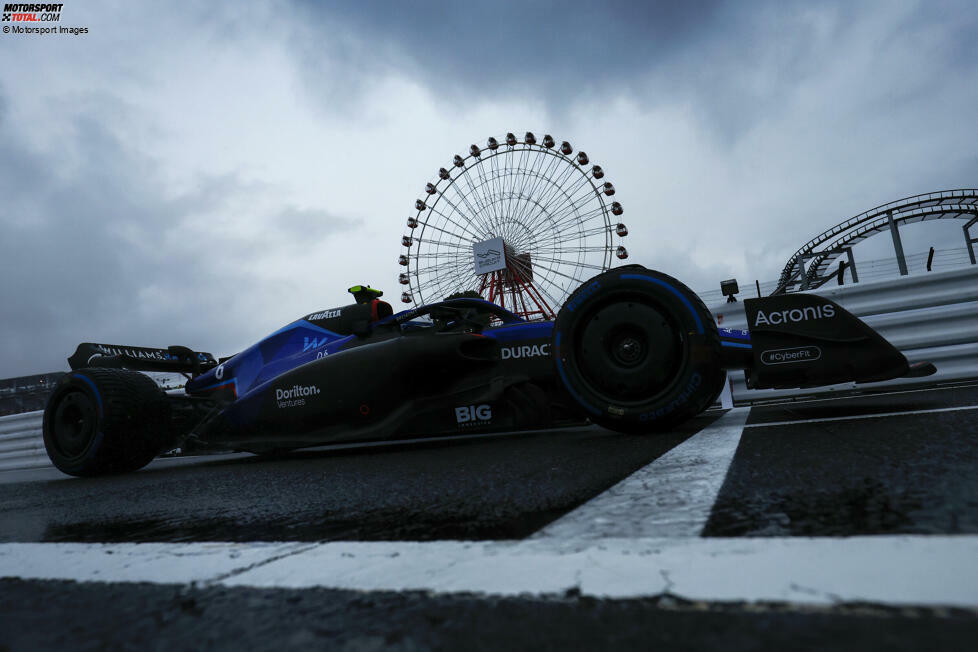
xmin=704 ymin=384 xmax=978 ymax=537
xmin=2 ymin=384 xmax=977 ymax=650
xmin=0 ymin=417 xmax=717 ymax=544
xmin=2 ymin=578 xmax=976 ymax=652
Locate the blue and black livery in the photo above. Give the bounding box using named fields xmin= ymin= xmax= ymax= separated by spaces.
xmin=42 ymin=265 xmax=933 ymax=476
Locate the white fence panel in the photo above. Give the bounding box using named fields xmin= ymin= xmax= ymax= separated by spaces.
xmin=0 ymin=410 xmax=48 ymax=471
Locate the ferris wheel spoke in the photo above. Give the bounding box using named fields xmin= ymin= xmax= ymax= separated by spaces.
xmin=528 ymin=164 xmax=594 ymax=223
xmin=439 ymin=191 xmax=494 ymax=241
xmin=525 ymin=253 xmax=609 ymax=273
xmin=443 ymin=172 xmax=498 ymax=238
xmin=531 ymin=245 xmax=613 ymax=255
xmin=416 ymin=213 xmax=483 ymax=244
xmin=513 ymin=256 xmax=591 ymax=285
xmin=548 ymin=202 xmax=608 ymax=235
xmin=417 ymin=235 xmax=475 ymax=251
xmin=488 ymin=153 xmax=509 ymax=234
xmin=504 ymin=146 xmax=532 ymax=223
xmin=516 ymin=171 xmax=594 ymax=237
xmin=457 ymin=166 xmax=495 ymax=225
xmin=429 ymin=192 xmax=495 ymax=242
xmin=514 ymin=153 xmax=576 ymax=228
xmin=548 ymin=179 xmax=604 ymax=221
xmin=508 ymin=147 xmax=546 ymax=227
xmin=523 ymin=171 xmax=579 ymax=233
xmin=508 ymin=156 xmax=557 ymax=227
xmin=416 ymin=259 xmax=468 ymax=275
xmin=435 ymin=196 xmax=499 ymax=244
xmin=551 ymin=169 xmax=605 ymax=208
xmin=509 ymin=153 xmax=563 ymax=228
xmin=505 ymin=255 xmax=563 ymax=309
xmin=471 ymin=158 xmax=506 ymax=235
xmin=399 ymin=133 xmax=624 ymax=318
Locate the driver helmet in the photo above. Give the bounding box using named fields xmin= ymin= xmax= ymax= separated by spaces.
xmin=348 ymin=284 xmax=384 ymax=305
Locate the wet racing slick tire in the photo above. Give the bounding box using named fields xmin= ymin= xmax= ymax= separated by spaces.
xmin=552 ymin=265 xmax=725 ymax=433
xmin=43 ymin=368 xmax=170 ymax=476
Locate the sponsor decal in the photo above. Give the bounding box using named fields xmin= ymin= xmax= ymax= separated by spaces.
xmin=276 ymin=383 xmax=320 ymax=408
xmin=303 ymin=336 xmax=328 ymax=352
xmin=455 ymin=404 xmax=492 ymax=426
xmin=308 ymin=309 xmax=341 ymax=321
xmin=754 ymin=304 xmax=835 ymax=327
xmin=478 ymin=249 xmax=501 ymax=262
xmin=719 ymin=327 xmax=751 ymax=340
xmin=87 ymin=345 xmax=211 ymax=363
xmin=760 ymin=346 xmax=822 ymax=365
xmin=501 ymin=343 xmax=550 ymax=359
xmin=565 ymin=281 xmax=600 ymax=312
xmin=473 ymin=237 xmax=506 ymax=274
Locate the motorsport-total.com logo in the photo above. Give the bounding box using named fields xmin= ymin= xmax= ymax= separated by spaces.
xmin=3 ymin=2 xmax=88 ymax=35
xmin=2 ymin=3 xmax=63 ymax=21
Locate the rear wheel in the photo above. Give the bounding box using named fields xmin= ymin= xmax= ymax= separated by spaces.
xmin=552 ymin=266 xmax=724 ymax=433
xmin=43 ymin=369 xmax=170 ymax=476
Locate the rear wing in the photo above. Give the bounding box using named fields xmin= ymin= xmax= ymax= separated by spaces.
xmin=736 ymin=295 xmax=935 ymax=390
xmin=67 ymin=343 xmax=218 ymax=377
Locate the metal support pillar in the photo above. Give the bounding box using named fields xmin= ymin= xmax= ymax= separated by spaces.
xmin=798 ymin=257 xmax=810 ymax=290
xmin=845 ymin=247 xmax=859 ymax=283
xmin=965 ymin=216 xmax=978 ymax=265
xmin=888 ymin=212 xmax=908 ymax=276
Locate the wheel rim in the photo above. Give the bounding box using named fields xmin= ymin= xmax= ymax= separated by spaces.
xmin=52 ymin=390 xmax=98 ymax=459
xmin=574 ymin=298 xmax=684 ymax=402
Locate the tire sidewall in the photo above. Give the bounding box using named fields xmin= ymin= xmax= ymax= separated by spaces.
xmin=553 ymin=267 xmax=720 ymax=430
xmin=42 ymin=369 xmax=167 ymax=476
xmin=43 ymin=372 xmax=108 ymax=476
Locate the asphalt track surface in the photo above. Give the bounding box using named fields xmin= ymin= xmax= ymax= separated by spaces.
xmin=2 ymin=383 xmax=977 ymax=649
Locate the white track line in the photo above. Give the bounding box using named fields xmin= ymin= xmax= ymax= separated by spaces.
xmin=533 ymin=408 xmax=751 ymax=539
xmin=747 ymin=381 xmax=978 ymax=407
xmin=745 ymin=404 xmax=978 ymax=429
xmin=2 ymin=536 xmax=977 ymax=607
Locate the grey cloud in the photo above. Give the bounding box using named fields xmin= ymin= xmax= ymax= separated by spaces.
xmin=284 ymin=0 xmax=724 ymax=116
xmin=0 ymin=90 xmax=354 ymax=377
xmin=268 ymin=206 xmax=359 ymax=241
xmin=285 ymin=0 xmax=977 ymax=143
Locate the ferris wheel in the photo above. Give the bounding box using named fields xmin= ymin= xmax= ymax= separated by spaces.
xmin=397 ymin=132 xmax=629 ymax=320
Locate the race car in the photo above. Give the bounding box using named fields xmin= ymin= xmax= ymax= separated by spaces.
xmin=42 ymin=265 xmax=935 ymax=476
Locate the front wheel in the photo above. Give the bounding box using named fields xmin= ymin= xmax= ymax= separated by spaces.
xmin=43 ymin=369 xmax=170 ymax=476
xmin=552 ymin=266 xmax=724 ymax=433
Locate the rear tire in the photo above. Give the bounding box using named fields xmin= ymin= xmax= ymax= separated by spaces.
xmin=552 ymin=266 xmax=724 ymax=433
xmin=43 ymin=369 xmax=169 ymax=476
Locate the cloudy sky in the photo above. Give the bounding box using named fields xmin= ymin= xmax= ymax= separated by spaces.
xmin=1 ymin=0 xmax=976 ymax=376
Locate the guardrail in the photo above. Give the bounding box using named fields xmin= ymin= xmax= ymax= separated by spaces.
xmin=710 ymin=266 xmax=978 ymax=403
xmin=0 ymin=410 xmax=47 ymax=471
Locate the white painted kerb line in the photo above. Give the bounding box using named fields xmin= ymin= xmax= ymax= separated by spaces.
xmin=2 ymin=536 xmax=977 ymax=607
xmin=533 ymin=408 xmax=751 ymax=539
xmin=745 ymin=404 xmax=978 ymax=429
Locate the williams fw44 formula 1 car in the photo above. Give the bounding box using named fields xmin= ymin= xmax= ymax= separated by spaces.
xmin=43 ymin=265 xmax=936 ymax=476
